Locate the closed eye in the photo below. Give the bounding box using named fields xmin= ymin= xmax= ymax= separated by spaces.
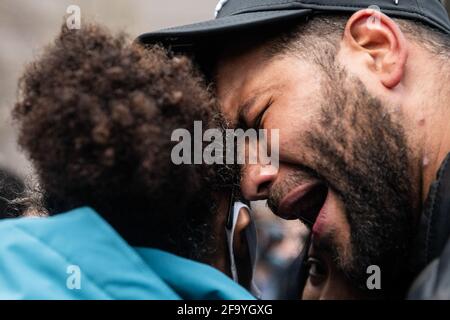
xmin=253 ymin=97 xmax=274 ymax=129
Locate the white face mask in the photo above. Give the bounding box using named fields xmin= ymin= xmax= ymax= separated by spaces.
xmin=225 ymin=201 xmax=260 ymax=297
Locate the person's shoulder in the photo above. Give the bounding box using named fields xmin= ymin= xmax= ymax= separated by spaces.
xmin=0 ymin=213 xmax=46 ymax=238
xmin=0 ymin=208 xmax=182 ymax=299
xmin=136 ymin=248 xmax=255 ymax=300
xmin=0 ymin=206 xmax=101 ymax=235
xmin=0 ymin=207 xmax=110 ymax=299
xmin=0 ymin=213 xmax=76 ymax=299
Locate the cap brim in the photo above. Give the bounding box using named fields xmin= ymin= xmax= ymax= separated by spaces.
xmin=137 ymin=9 xmax=312 ymax=50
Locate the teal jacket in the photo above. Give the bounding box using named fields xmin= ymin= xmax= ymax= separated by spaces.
xmin=0 ymin=207 xmax=254 ymax=300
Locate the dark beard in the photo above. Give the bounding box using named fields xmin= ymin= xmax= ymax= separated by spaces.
xmin=302 ymin=66 xmax=417 ymax=297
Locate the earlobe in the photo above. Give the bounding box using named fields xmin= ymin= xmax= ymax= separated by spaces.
xmin=343 ymin=9 xmax=409 ymax=89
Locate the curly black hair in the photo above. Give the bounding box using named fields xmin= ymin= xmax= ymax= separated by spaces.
xmin=0 ymin=169 xmax=25 ymax=219
xmin=13 ymin=23 xmax=236 ymax=261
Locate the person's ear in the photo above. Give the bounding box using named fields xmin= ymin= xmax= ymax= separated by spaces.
xmin=233 ymin=207 xmax=252 ymax=288
xmin=342 ymin=9 xmax=409 ymax=88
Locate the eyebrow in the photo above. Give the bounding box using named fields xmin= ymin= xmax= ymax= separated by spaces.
xmin=311 ymin=235 xmax=335 ymax=256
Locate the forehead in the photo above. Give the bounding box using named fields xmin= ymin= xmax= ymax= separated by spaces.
xmin=214 ymin=43 xmax=318 ymax=120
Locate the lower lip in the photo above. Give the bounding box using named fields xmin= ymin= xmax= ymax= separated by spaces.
xmin=278 ymin=182 xmax=319 ymax=220
xmin=312 ymin=192 xmax=330 ymax=236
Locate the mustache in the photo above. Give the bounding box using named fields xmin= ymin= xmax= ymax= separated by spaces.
xmin=266 ymin=193 xmax=280 ymax=217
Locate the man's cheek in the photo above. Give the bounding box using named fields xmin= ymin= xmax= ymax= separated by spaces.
xmin=302 ymin=280 xmax=322 ymax=300
xmin=273 ymin=125 xmax=314 ymax=164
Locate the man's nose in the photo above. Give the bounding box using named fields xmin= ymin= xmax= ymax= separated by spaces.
xmin=241 ymin=164 xmax=278 ymax=201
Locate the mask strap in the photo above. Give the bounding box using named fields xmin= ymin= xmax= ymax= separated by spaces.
xmin=226 ymin=201 xmax=261 ymax=297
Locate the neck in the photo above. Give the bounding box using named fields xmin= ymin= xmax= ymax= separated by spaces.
xmin=421 ymin=86 xmax=450 ymax=203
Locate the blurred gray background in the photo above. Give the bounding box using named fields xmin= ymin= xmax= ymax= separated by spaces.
xmin=1 ymin=0 xmax=449 ymax=178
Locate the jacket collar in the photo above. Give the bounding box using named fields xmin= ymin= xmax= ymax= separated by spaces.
xmin=12 ymin=207 xmax=253 ymax=299
xmin=412 ymin=154 xmax=450 ymax=273
xmin=13 ymin=207 xmax=181 ymax=299
xmin=135 ymin=248 xmax=254 ymax=300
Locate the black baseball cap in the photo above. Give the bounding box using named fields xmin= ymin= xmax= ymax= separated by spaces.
xmin=137 ymin=0 xmax=450 ymax=51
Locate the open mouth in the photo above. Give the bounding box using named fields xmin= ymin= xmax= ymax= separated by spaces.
xmin=277 ymin=182 xmax=329 ymax=228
